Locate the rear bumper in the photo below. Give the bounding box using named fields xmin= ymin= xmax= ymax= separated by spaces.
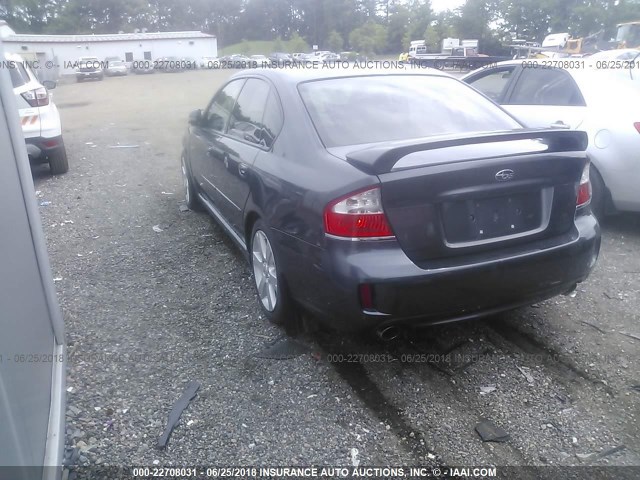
xmin=26 ymin=135 xmax=64 ymax=163
xmin=279 ymin=213 xmax=600 ymax=331
xmin=76 ymin=71 xmax=102 ymax=79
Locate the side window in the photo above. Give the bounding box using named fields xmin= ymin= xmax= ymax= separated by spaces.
xmin=228 ymin=78 xmax=270 ymax=146
xmin=260 ymin=91 xmax=284 ymax=148
xmin=466 ymin=67 xmax=515 ymax=102
xmin=204 ymin=79 xmax=246 ymax=132
xmin=8 ymin=61 xmax=30 ymax=88
xmin=508 ymin=68 xmax=585 ymax=106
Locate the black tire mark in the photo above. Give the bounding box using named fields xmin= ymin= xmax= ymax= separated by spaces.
xmin=314 ymin=332 xmax=439 ymax=463
xmin=485 ymin=316 xmax=615 ymax=397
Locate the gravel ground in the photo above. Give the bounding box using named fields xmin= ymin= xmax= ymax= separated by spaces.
xmin=31 ymin=69 xmax=639 ymax=476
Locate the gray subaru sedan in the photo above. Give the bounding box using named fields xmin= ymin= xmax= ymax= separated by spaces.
xmin=181 ymin=68 xmax=600 ymax=334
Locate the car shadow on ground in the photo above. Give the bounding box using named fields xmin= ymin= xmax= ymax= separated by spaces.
xmin=599 ymin=212 xmax=640 ymax=237
xmin=31 ymin=163 xmax=54 ymax=185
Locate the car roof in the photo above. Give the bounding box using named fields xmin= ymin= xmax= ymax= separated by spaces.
xmin=588 ymin=48 xmax=640 ymax=60
xmin=231 ymin=66 xmax=451 ymax=85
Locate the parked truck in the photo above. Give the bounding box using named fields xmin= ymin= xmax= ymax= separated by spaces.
xmin=408 ymin=38 xmax=508 ymax=69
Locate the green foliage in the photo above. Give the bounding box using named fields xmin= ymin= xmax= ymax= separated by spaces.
xmin=219 ymin=37 xmax=310 ymax=56
xmin=239 ymin=39 xmax=251 ymax=55
xmin=402 ymin=0 xmax=433 ymax=48
xmin=386 ymin=3 xmax=411 ymax=52
xmin=273 ymin=36 xmax=284 ymax=52
xmin=3 ymin=0 xmax=640 ymax=53
xmin=349 ymin=20 xmax=387 ymax=55
xmin=327 ymin=30 xmax=344 ymax=51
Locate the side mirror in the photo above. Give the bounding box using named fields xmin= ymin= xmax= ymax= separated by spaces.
xmin=188 ymin=109 xmax=203 ymax=126
xmin=42 ymin=80 xmax=57 ymax=90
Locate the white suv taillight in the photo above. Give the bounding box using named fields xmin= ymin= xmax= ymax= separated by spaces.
xmin=21 ymin=86 xmax=49 ymax=107
xmin=576 ymin=162 xmax=591 ymax=208
xmin=324 ymin=187 xmax=395 ymax=238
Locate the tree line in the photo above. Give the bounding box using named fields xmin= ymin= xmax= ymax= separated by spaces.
xmin=2 ymin=0 xmax=640 ymax=55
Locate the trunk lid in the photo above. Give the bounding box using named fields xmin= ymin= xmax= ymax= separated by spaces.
xmin=335 ymin=129 xmax=588 ymax=264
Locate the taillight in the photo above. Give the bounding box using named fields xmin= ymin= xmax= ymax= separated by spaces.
xmin=634 ymin=122 xmax=640 ymax=134
xmin=21 ymin=87 xmax=49 ymax=107
xmin=324 ymin=187 xmax=394 ymax=238
xmin=576 ymin=162 xmax=591 ymax=208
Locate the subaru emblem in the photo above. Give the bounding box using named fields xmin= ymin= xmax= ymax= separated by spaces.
xmin=495 ymin=169 xmax=515 ymax=181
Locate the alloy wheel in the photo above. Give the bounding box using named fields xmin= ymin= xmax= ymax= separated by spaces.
xmin=252 ymin=230 xmax=278 ymax=312
xmin=181 ymin=157 xmax=190 ymax=205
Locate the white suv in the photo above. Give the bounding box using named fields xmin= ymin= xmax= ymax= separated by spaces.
xmin=7 ymin=53 xmax=68 ymax=174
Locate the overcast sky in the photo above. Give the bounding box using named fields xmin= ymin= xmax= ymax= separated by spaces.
xmin=430 ymin=0 xmax=465 ymax=13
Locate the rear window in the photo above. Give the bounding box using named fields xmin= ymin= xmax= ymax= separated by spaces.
xmin=298 ymin=75 xmax=521 ymax=148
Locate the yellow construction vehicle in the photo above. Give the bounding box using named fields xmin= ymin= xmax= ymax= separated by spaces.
xmin=616 ymin=21 xmax=640 ymax=49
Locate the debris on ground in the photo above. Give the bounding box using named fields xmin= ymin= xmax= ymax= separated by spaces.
xmin=595 ymin=445 xmax=625 ymax=460
xmin=53 ymin=277 xmax=63 ymax=282
xmin=40 ymin=201 xmax=52 ymax=206
xmin=161 ymin=191 xmax=174 ymax=195
xmin=479 ymin=386 xmax=497 ymax=395
xmin=576 ymin=452 xmax=594 ymax=461
xmin=619 ymin=332 xmax=640 ymax=342
xmin=517 ymin=366 xmax=535 ymax=384
xmin=255 ymin=336 xmax=311 ymax=359
xmin=157 ymin=381 xmax=201 ymax=449
xmin=580 ymin=320 xmax=607 ymax=334
xmin=108 ymin=145 xmax=139 ymax=149
xmin=152 ymin=225 xmax=163 ymax=233
xmin=179 ymin=205 xmax=190 ymax=213
xmin=475 ymin=419 xmax=510 ymax=442
xmin=350 ymin=447 xmax=359 ymax=467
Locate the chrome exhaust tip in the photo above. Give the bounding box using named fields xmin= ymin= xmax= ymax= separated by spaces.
xmin=376 ymin=325 xmax=400 ymax=342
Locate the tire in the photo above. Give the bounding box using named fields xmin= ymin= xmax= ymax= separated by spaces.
xmin=181 ymin=155 xmax=203 ymax=211
xmin=250 ymin=220 xmax=299 ymax=332
xmin=48 ymin=144 xmax=69 ymax=175
xmin=589 ymin=165 xmax=607 ymax=220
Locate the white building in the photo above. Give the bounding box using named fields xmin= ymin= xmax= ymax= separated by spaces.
xmin=0 ymin=21 xmax=217 ymax=80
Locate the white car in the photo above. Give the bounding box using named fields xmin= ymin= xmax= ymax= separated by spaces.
xmin=7 ymin=53 xmax=68 ymax=174
xmin=104 ymin=59 xmax=128 ymax=76
xmin=75 ymin=56 xmax=104 ymax=82
xmin=200 ymin=56 xmax=220 ymax=69
xmin=588 ymin=48 xmax=640 ymax=62
xmin=462 ymin=59 xmax=640 ymax=217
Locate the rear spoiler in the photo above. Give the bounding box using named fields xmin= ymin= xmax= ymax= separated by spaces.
xmin=345 ymin=129 xmax=588 ymax=175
